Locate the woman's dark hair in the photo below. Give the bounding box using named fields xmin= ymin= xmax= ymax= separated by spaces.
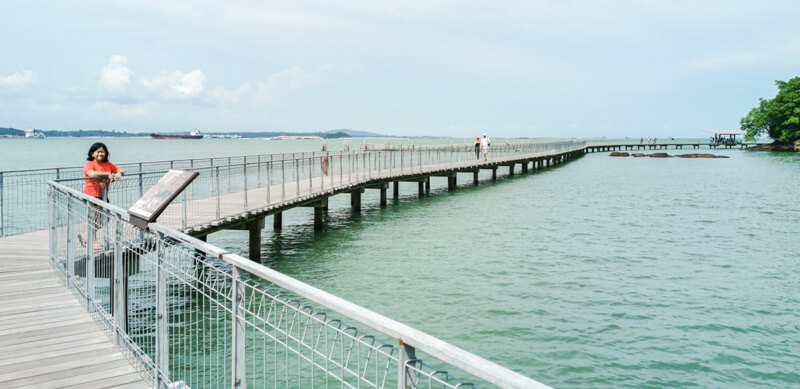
xmin=87 ymin=142 xmax=110 ymax=161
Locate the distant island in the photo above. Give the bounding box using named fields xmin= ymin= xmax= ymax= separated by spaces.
xmin=0 ymin=127 xmax=389 ymax=139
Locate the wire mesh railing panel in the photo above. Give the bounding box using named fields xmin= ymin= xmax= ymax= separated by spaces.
xmin=48 ymin=179 xmax=552 ymax=388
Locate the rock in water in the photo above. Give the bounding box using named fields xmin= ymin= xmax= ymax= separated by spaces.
xmin=675 ymin=153 xmax=729 ymax=159
xmin=609 ymin=152 xmax=630 ymax=157
xmin=632 ymin=153 xmax=646 ymax=157
xmin=648 ymin=153 xmax=672 ymax=158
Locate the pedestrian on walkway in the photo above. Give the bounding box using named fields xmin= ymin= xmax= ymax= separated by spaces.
xmin=473 ymin=137 xmax=481 ymax=160
xmin=480 ymin=133 xmax=491 ymax=161
xmin=81 ymin=142 xmax=123 ymax=249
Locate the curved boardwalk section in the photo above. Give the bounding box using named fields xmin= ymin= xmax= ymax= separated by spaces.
xmin=0 ymin=230 xmax=147 ymax=388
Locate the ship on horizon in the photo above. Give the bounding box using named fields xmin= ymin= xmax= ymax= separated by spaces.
xmin=151 ymin=130 xmax=203 ymax=139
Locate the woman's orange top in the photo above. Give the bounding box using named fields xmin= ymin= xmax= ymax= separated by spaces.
xmin=83 ymin=160 xmax=119 ymax=198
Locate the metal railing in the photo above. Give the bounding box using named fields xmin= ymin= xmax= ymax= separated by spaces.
xmin=49 ymin=142 xmax=586 ymax=232
xmin=2 ymin=141 xmax=586 ymax=236
xmin=0 ymin=151 xmax=332 ymax=236
xmin=48 ymin=179 xmax=551 ymax=388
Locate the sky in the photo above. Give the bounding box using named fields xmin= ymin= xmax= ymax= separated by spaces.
xmin=2 ymin=1 xmax=800 ymax=138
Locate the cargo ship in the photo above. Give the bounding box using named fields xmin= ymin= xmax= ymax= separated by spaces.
xmin=151 ymin=130 xmax=203 ymax=139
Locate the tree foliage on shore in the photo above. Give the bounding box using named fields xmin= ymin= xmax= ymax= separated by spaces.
xmin=740 ymin=77 xmax=800 ymax=142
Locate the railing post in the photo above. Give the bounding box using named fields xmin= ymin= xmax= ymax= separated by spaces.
xmin=181 ymin=190 xmax=187 ymax=229
xmin=66 ymin=198 xmax=74 ymax=289
xmin=155 ymin=238 xmax=169 ymax=388
xmin=281 ymin=156 xmax=286 ymax=202
xmin=243 ymin=164 xmax=249 ymax=213
xmin=113 ymin=218 xmax=126 ymax=346
xmin=215 ymin=167 xmax=221 ymax=219
xmin=86 ymin=201 xmax=95 ymax=311
xmin=266 ymin=161 xmax=271 ymax=204
xmin=398 ymin=340 xmax=417 ymax=389
xmin=258 ymin=155 xmax=262 ymax=188
xmin=48 ymin=189 xmax=55 ymax=263
xmin=231 ymin=267 xmax=247 ymax=388
xmin=294 ymin=159 xmax=299 ymax=198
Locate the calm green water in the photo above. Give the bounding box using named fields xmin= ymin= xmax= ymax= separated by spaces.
xmin=3 ymin=138 xmax=798 ymax=387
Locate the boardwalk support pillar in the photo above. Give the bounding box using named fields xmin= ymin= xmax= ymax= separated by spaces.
xmin=522 ymin=162 xmax=528 ymax=173
xmin=447 ymin=175 xmax=457 ymax=191
xmin=366 ymin=183 xmax=389 ymax=208
xmin=350 ymin=188 xmax=364 ymax=212
xmin=425 ymin=177 xmax=431 ymax=195
xmin=246 ymin=218 xmax=264 ymax=262
xmin=492 ymin=167 xmax=497 ymax=180
xmin=473 ymin=170 xmax=479 ymax=185
xmin=507 ymin=164 xmax=515 ymax=176
xmin=393 ymin=181 xmax=399 ymax=199
xmin=273 ymin=212 xmax=282 ymax=230
xmin=418 ymin=181 xmax=425 ymax=197
xmin=303 ymin=198 xmax=328 ymax=230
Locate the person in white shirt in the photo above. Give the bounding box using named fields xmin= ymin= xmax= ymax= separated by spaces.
xmin=480 ymin=133 xmax=491 ymax=160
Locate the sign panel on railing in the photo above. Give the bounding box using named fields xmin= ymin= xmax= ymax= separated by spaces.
xmin=128 ymin=169 xmax=198 ymax=229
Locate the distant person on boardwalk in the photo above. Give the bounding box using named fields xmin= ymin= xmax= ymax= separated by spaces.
xmin=480 ymin=133 xmax=491 ymax=160
xmin=81 ymin=142 xmax=123 ymax=249
xmin=473 ymin=137 xmax=481 ymax=160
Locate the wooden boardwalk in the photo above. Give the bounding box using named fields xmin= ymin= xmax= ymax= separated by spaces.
xmin=0 ymin=230 xmax=148 ymax=388
xmin=157 ymin=149 xmax=586 ymax=235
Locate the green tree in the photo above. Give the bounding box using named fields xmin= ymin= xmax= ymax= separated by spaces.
xmin=741 ymin=77 xmax=800 ymax=142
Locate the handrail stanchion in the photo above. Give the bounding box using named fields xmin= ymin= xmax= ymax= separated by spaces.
xmin=231 ymin=266 xmax=247 ymax=388
xmin=112 ymin=217 xmax=126 ymax=347
xmin=155 ymin=238 xmax=169 ymax=387
xmin=281 ymin=157 xmax=286 ymax=202
xmin=258 ymin=155 xmax=262 ymax=188
xmin=66 ymin=198 xmax=73 ymax=289
xmin=266 ymin=161 xmax=271 ymax=204
xmin=398 ymin=341 xmax=417 ymax=389
xmin=295 ymin=159 xmax=300 ymax=197
xmin=182 ymin=190 xmax=188 ymax=229
xmin=86 ymin=201 xmax=95 ymax=311
xmin=243 ymin=164 xmax=249 ymax=213
xmin=215 ymin=167 xmax=221 ymax=219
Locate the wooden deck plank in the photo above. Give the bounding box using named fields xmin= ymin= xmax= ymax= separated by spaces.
xmin=0 ymin=347 xmax=122 ymax=376
xmin=0 ymin=322 xmax=103 ymax=346
xmin=0 ymin=342 xmax=116 ymax=368
xmin=0 ymin=356 xmax=131 ymax=387
xmin=0 ymin=332 xmax=108 ymax=354
xmin=62 ymin=372 xmax=149 ymax=389
xmin=35 ymin=367 xmax=149 ymax=389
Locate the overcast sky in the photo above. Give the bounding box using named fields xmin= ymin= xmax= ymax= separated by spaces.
xmin=2 ymin=1 xmax=799 ymax=138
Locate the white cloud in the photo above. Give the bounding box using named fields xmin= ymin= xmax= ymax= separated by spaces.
xmin=141 ymin=69 xmax=207 ymax=98
xmin=0 ymin=70 xmax=38 ymax=87
xmin=99 ymin=56 xmax=134 ymax=90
